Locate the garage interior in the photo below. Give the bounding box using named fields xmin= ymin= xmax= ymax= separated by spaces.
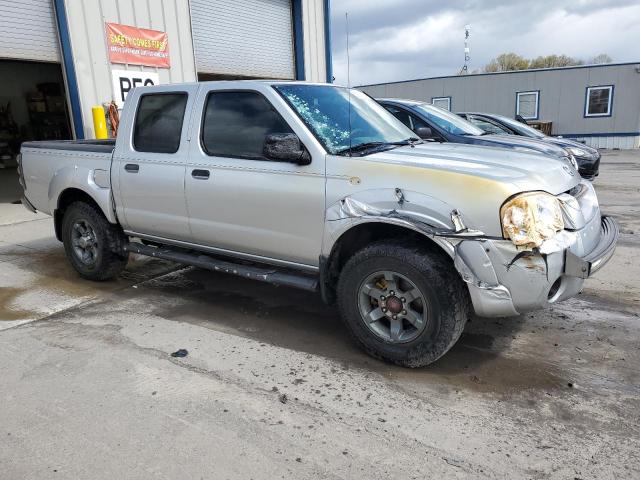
xmin=1 ymin=0 xmax=71 ymax=204
xmin=0 ymin=60 xmax=71 ymax=203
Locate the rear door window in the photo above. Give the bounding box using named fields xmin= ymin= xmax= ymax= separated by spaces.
xmin=201 ymin=91 xmax=294 ymax=160
xmin=467 ymin=115 xmax=510 ymax=134
xmin=385 ymin=106 xmax=412 ymax=129
xmin=133 ymin=93 xmax=188 ymax=153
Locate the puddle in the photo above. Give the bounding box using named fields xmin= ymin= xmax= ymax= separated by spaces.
xmin=384 ymin=344 xmax=565 ymax=395
xmin=0 ymin=287 xmax=36 ymax=320
xmin=0 ymin=244 xmax=177 ymax=322
xmin=134 ymin=267 xmax=570 ymax=395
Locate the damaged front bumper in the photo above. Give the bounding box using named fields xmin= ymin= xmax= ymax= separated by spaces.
xmin=458 ymin=215 xmax=619 ymax=317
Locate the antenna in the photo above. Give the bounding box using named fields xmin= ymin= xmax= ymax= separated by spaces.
xmin=460 ymin=24 xmax=471 ymax=75
xmin=345 ymin=12 xmax=352 ymax=155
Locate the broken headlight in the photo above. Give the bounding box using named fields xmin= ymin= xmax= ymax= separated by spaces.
xmin=500 ymin=192 xmax=564 ymax=249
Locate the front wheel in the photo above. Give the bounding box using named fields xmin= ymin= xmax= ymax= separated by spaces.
xmin=337 ymin=241 xmax=470 ymax=367
xmin=61 ymin=201 xmax=128 ymax=281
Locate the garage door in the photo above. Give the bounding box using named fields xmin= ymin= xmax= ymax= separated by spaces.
xmin=0 ymin=0 xmax=60 ymax=62
xmin=190 ymin=0 xmax=295 ymax=79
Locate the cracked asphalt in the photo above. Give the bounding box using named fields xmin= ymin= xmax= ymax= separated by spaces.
xmin=0 ymin=151 xmax=639 ymax=479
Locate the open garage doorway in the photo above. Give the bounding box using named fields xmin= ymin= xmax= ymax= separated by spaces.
xmin=0 ymin=60 xmax=71 ymax=203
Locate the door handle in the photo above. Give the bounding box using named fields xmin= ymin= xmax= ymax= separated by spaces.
xmin=191 ymin=169 xmax=210 ymax=180
xmin=124 ymin=163 xmax=139 ymax=173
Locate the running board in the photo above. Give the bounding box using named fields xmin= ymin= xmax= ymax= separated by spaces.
xmin=124 ymin=242 xmax=319 ymax=292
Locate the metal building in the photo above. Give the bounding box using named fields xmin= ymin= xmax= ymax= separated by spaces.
xmin=0 ymin=0 xmax=332 ymax=166
xmin=358 ymin=63 xmax=640 ymax=149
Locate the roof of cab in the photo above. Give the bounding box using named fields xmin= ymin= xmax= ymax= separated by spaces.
xmin=136 ymin=80 xmax=337 ymax=92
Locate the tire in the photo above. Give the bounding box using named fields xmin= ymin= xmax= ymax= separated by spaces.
xmin=337 ymin=241 xmax=470 ymax=367
xmin=61 ymin=201 xmax=128 ymax=281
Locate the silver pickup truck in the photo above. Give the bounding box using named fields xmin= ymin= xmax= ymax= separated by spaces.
xmin=18 ymin=81 xmax=618 ymax=367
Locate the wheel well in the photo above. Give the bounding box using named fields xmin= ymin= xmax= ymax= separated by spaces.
xmin=320 ymin=222 xmax=453 ymax=304
xmin=54 ymin=188 xmax=103 ymax=241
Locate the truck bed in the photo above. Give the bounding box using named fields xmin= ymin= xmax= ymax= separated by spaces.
xmin=21 ymin=139 xmax=116 ymax=154
xmin=19 ymin=139 xmax=116 ymax=217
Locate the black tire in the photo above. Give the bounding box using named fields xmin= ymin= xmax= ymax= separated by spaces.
xmin=337 ymin=241 xmax=470 ymax=367
xmin=61 ymin=201 xmax=128 ymax=281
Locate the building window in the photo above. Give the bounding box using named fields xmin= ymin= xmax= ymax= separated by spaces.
xmin=585 ymin=85 xmax=613 ymax=117
xmin=516 ymin=91 xmax=539 ymax=120
xmin=431 ymin=97 xmax=451 ymax=111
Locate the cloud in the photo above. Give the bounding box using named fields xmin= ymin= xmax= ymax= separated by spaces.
xmin=330 ymin=0 xmax=640 ymax=86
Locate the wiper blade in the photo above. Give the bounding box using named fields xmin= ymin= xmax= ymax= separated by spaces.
xmin=336 ymin=138 xmax=423 ymax=155
xmin=336 ymin=142 xmax=386 ymax=155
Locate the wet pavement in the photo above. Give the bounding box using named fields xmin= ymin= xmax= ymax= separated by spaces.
xmin=0 ymin=151 xmax=639 ymax=479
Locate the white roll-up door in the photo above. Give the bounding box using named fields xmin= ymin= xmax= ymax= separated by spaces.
xmin=190 ymin=0 xmax=295 ymax=79
xmin=0 ymin=0 xmax=60 ymax=62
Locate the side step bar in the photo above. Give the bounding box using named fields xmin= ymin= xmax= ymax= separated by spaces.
xmin=124 ymin=242 xmax=319 ymax=292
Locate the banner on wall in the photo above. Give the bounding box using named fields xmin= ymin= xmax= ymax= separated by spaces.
xmin=106 ymin=22 xmax=170 ymax=68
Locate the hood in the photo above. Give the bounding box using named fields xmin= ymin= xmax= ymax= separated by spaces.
xmin=544 ymin=137 xmax=599 ymax=156
xmin=478 ymin=134 xmax=569 ymax=158
xmin=369 ymin=142 xmax=580 ymax=195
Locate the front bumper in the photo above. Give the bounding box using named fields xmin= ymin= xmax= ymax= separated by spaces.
xmin=564 ymin=216 xmax=618 ymax=278
xmin=577 ymin=152 xmax=601 ymax=179
xmin=459 ymin=215 xmax=618 ymax=317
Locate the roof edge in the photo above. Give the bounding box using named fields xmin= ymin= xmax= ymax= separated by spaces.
xmin=356 ymin=61 xmax=640 ymax=88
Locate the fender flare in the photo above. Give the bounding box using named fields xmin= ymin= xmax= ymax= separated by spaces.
xmin=48 ymin=164 xmax=117 ymax=224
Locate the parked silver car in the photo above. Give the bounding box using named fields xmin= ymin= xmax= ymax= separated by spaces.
xmin=18 ymin=81 xmax=618 ymax=367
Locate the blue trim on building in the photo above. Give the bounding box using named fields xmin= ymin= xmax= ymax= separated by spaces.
xmin=323 ymin=0 xmax=333 ymax=83
xmin=292 ymin=0 xmax=305 ymax=80
xmin=53 ymin=0 xmax=84 ymax=139
xmin=584 ymin=85 xmax=614 ymax=118
xmin=356 ymin=61 xmax=640 ymax=88
xmin=515 ymin=90 xmax=540 ymax=120
xmin=560 ymin=131 xmax=638 ymax=138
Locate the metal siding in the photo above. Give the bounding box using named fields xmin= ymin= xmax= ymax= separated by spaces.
xmin=301 ymin=0 xmax=326 ymax=83
xmin=64 ymin=0 xmax=196 ymax=139
xmin=190 ymin=0 xmax=294 ymax=79
xmin=0 ymin=0 xmax=60 ymax=62
xmin=359 ymin=64 xmax=640 ymax=145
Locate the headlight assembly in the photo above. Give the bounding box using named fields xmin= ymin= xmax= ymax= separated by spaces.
xmin=567 ymin=154 xmax=579 ymax=170
xmin=501 ymin=192 xmax=564 ymax=249
xmin=568 ymin=147 xmax=587 ymax=157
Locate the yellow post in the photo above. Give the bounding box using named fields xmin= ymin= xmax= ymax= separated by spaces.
xmin=92 ymin=106 xmax=108 ymax=139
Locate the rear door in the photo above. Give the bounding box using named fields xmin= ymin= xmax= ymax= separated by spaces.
xmin=112 ymin=85 xmax=199 ymax=241
xmin=185 ymin=85 xmax=326 ymax=267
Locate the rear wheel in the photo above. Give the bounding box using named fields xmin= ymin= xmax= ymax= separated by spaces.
xmin=337 ymin=241 xmax=470 ymax=367
xmin=61 ymin=201 xmax=128 ymax=281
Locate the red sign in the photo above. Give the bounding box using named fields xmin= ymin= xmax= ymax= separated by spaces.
xmin=106 ymin=22 xmax=170 ymax=68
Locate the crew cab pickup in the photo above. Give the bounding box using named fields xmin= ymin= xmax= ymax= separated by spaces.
xmin=18 ymin=81 xmax=618 ymax=367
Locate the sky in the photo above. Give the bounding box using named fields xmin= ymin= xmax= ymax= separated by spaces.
xmin=329 ymin=0 xmax=640 ymax=86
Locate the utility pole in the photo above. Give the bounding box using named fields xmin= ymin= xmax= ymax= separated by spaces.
xmin=460 ymin=24 xmax=471 ymax=75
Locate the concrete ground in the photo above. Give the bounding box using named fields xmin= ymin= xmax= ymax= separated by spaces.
xmin=0 ymin=151 xmax=638 ymax=479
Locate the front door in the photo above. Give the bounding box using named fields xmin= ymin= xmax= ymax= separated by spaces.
xmin=113 ymin=85 xmax=198 ymax=241
xmin=185 ymin=87 xmax=326 ymax=267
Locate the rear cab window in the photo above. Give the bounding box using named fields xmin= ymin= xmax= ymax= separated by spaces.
xmin=133 ymin=93 xmax=188 ymax=153
xmin=201 ymin=91 xmax=294 ymax=160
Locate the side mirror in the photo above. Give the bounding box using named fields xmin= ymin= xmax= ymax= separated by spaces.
xmin=263 ymin=133 xmax=311 ymax=165
xmin=415 ymin=126 xmax=435 ymax=140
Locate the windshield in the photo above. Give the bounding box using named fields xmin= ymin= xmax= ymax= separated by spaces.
xmin=492 ymin=114 xmax=546 ymax=138
xmin=412 ymin=103 xmax=485 ymax=136
xmin=274 ymin=84 xmax=416 ymax=155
